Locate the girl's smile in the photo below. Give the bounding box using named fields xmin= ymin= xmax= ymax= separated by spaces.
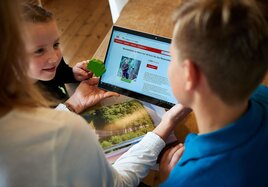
xmin=23 ymin=20 xmax=62 ymax=81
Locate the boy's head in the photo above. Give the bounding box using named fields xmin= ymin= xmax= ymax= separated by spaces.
xmin=22 ymin=3 xmax=62 ymax=81
xmin=169 ymin=0 xmax=268 ymax=106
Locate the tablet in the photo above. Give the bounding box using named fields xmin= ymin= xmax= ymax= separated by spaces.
xmin=98 ymin=26 xmax=177 ymax=109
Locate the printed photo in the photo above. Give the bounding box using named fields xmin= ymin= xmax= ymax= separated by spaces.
xmin=81 ymin=99 xmax=155 ymax=153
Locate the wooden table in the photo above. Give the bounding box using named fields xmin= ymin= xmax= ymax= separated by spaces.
xmin=92 ymin=0 xmax=198 ymax=186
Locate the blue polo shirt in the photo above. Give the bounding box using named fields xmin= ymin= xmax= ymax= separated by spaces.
xmin=161 ymin=85 xmax=268 ymax=187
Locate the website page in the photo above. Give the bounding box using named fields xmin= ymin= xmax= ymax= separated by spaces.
xmin=101 ymin=29 xmax=177 ymax=105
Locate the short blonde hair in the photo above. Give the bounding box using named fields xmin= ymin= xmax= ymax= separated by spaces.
xmin=0 ymin=0 xmax=47 ymax=108
xmin=173 ymin=0 xmax=268 ymax=104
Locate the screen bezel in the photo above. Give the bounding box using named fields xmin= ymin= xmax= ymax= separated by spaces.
xmin=98 ymin=25 xmax=175 ymax=109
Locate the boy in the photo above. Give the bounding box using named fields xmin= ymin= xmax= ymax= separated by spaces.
xmin=160 ymin=0 xmax=268 ymax=186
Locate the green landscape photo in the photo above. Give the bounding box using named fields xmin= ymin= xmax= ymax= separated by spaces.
xmin=81 ymin=100 xmax=155 ymax=150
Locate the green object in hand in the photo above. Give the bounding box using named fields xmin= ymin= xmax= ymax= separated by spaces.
xmin=87 ymin=59 xmax=106 ymax=77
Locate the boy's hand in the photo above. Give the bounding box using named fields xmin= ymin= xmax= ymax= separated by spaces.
xmin=159 ymin=143 xmax=185 ymax=183
xmin=65 ymin=78 xmax=119 ymax=113
xmin=73 ymin=60 xmax=93 ymax=81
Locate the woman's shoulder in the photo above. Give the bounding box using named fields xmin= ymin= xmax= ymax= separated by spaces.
xmin=26 ymin=107 xmax=83 ymax=121
xmin=4 ymin=107 xmax=90 ymax=133
xmin=3 ymin=107 xmax=99 ymax=151
xmin=0 ymin=107 xmax=105 ymax=185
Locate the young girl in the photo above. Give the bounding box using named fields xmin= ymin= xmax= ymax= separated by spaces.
xmin=21 ymin=3 xmax=118 ymax=113
xmin=22 ymin=3 xmax=93 ymax=102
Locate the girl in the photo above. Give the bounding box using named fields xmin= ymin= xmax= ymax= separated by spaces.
xmin=22 ymin=3 xmax=117 ymax=113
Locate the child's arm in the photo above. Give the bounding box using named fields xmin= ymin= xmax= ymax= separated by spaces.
xmin=53 ymin=58 xmax=78 ymax=83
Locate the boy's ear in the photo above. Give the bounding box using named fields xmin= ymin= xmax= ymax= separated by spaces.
xmin=183 ymin=59 xmax=200 ymax=91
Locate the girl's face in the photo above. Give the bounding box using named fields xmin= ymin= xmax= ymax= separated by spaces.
xmin=24 ymin=20 xmax=62 ymax=81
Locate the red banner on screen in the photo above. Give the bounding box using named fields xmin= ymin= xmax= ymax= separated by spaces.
xmin=114 ymin=38 xmax=170 ymax=56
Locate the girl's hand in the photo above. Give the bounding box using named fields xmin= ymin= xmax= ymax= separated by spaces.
xmin=73 ymin=60 xmax=93 ymax=81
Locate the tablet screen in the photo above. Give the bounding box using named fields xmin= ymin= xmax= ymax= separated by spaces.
xmin=98 ymin=26 xmax=177 ymax=109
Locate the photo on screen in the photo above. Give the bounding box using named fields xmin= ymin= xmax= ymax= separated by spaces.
xmin=117 ymin=56 xmax=141 ymax=83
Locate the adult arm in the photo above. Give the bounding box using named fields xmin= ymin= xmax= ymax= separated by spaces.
xmin=112 ymin=105 xmax=191 ymax=186
xmin=55 ymin=78 xmax=119 ymax=113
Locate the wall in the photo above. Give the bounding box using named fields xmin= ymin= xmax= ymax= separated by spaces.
xmin=108 ymin=0 xmax=129 ymax=23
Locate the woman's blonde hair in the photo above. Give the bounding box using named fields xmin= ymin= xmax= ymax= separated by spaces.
xmin=0 ymin=0 xmax=47 ymax=108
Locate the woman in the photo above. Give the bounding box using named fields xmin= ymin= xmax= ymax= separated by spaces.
xmin=0 ymin=0 xmax=187 ymax=186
